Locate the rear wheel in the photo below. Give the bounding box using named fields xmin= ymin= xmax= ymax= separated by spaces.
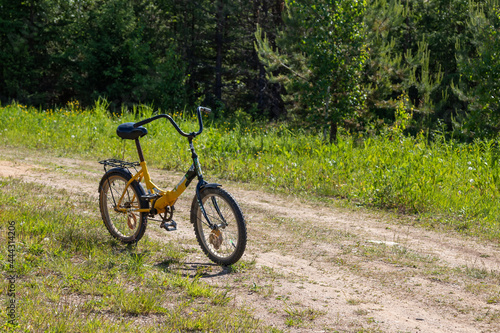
xmin=99 ymin=169 xmax=148 ymax=243
xmin=191 ymin=187 xmax=247 ymax=265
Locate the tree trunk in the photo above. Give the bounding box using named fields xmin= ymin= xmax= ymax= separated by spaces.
xmin=330 ymin=119 xmax=338 ymax=144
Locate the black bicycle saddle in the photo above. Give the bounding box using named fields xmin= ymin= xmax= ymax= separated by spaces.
xmin=116 ymin=122 xmax=148 ymax=140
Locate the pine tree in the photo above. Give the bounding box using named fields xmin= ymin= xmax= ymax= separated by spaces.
xmin=454 ymin=0 xmax=500 ymax=139
xmin=362 ymin=0 xmax=444 ymax=134
xmin=256 ymin=0 xmax=367 ymax=143
xmin=0 ymin=0 xmax=70 ymax=105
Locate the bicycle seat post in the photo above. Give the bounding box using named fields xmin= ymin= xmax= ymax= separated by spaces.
xmin=135 ymin=138 xmax=145 ymax=162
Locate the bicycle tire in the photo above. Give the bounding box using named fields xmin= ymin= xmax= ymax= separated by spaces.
xmin=191 ymin=187 xmax=247 ymax=265
xmin=99 ymin=168 xmax=148 ymax=243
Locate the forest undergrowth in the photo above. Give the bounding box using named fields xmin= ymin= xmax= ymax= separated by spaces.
xmin=2 ymin=102 xmax=500 ymax=241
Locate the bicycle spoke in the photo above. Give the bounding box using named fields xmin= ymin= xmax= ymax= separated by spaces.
xmin=108 ymin=179 xmax=120 ymax=208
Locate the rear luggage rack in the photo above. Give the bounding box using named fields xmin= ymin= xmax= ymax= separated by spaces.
xmin=99 ymin=159 xmax=140 ymax=169
xmin=99 ymin=159 xmax=140 ymax=174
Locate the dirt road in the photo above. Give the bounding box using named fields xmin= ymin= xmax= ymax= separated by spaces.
xmin=1 ymin=147 xmax=500 ymax=332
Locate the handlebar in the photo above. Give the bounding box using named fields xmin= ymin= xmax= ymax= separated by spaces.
xmin=133 ymin=106 xmax=211 ymax=139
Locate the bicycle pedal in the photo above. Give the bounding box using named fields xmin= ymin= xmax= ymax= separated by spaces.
xmin=160 ymin=220 xmax=177 ymax=232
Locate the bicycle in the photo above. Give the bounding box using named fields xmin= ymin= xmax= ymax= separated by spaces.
xmin=98 ymin=106 xmax=247 ymax=266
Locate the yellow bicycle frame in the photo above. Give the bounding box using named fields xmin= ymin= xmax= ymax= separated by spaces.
xmin=116 ymin=161 xmax=196 ymax=214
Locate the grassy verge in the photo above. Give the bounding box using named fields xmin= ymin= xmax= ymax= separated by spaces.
xmin=0 ymin=179 xmax=260 ymax=332
xmin=1 ymin=102 xmax=500 ymax=240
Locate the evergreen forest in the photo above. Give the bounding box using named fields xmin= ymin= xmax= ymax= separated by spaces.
xmin=1 ymin=0 xmax=500 ymax=142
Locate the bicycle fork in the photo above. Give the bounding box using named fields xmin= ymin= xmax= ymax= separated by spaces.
xmin=189 ymin=138 xmax=226 ymax=230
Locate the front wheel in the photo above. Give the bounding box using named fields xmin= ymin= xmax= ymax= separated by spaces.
xmin=191 ymin=187 xmax=247 ymax=266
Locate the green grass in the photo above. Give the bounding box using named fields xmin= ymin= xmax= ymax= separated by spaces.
xmin=283 ymin=302 xmax=325 ymax=328
xmin=1 ymin=102 xmax=500 ymax=241
xmin=0 ymin=179 xmax=260 ymax=332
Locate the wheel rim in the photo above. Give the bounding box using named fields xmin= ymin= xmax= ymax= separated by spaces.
xmin=197 ymin=193 xmax=239 ymax=259
xmin=103 ymin=176 xmax=142 ymax=239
